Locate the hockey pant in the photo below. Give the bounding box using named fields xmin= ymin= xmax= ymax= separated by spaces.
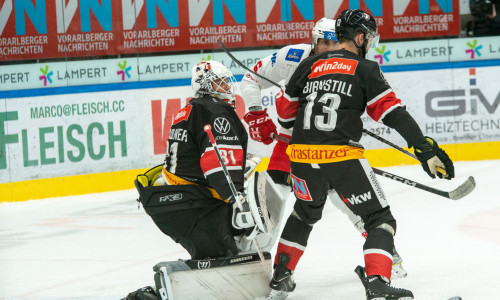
xmin=266 ymin=129 xmax=367 ymax=238
xmin=275 ymin=158 xmax=397 ymax=280
xmin=267 ymin=128 xmax=292 ymax=185
xmin=135 ymin=170 xmax=239 ymax=260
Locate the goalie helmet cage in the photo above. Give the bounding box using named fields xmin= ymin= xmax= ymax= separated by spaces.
xmin=153 ymin=252 xmax=272 ymax=300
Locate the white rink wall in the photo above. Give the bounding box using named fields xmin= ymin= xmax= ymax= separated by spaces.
xmin=1 ymin=36 xmax=500 ymax=201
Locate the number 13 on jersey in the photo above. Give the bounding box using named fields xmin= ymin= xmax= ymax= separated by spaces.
xmin=303 ymin=92 xmax=341 ymax=131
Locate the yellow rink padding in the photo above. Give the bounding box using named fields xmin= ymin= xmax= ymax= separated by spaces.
xmin=0 ymin=168 xmax=149 ymax=203
xmin=2 ymin=141 xmax=500 ymax=202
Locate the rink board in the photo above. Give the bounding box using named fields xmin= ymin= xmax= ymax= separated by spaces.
xmin=1 ymin=62 xmax=500 ymax=201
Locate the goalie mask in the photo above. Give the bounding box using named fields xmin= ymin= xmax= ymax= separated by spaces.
xmin=191 ymin=61 xmax=237 ymax=107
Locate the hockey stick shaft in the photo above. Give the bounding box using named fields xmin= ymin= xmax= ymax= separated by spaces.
xmin=363 ymin=129 xmax=446 ymax=175
xmin=203 ymin=124 xmax=242 ymax=209
xmin=372 ymin=167 xmax=448 ymax=197
xmin=373 ymin=167 xmax=455 ymax=199
xmin=204 ymin=124 xmax=272 ymax=279
xmin=217 ymin=39 xmax=282 ymax=89
xmin=363 ymin=129 xmax=417 ymax=159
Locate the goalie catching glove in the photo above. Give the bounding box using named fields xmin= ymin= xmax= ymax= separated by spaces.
xmin=414 ymin=137 xmax=454 ymax=180
xmin=243 ymin=108 xmax=277 ymax=145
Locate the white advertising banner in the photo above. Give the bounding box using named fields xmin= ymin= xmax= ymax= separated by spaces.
xmin=2 ymin=36 xmax=500 ymax=92
xmin=0 ymin=86 xmax=190 ymax=183
xmin=361 ymin=64 xmax=500 ymax=148
xmin=1 ymin=64 xmax=499 ymax=183
xmin=366 ymin=36 xmax=500 ymax=66
xmin=0 ymin=50 xmax=275 ymax=91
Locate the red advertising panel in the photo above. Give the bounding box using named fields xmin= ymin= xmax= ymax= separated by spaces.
xmin=353 ymin=0 xmax=461 ymax=40
xmin=0 ymin=0 xmax=460 ymax=62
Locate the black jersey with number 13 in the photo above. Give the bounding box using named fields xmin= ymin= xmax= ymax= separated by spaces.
xmin=280 ymin=49 xmax=402 ymax=147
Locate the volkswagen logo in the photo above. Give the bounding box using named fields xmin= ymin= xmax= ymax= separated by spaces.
xmin=213 ymin=117 xmax=231 ymax=134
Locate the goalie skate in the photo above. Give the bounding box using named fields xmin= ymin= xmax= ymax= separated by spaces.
xmin=266 ymin=290 xmax=289 ymax=300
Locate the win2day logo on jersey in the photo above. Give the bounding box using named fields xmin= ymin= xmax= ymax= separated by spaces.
xmin=286 ymin=48 xmax=305 ymax=62
xmin=309 ymin=58 xmax=359 ymax=78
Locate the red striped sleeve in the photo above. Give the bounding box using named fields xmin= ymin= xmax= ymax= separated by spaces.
xmin=200 ymin=145 xmax=244 ymax=177
xmin=366 ymin=89 xmax=402 ymax=122
xmin=276 ymin=91 xmax=299 ymax=123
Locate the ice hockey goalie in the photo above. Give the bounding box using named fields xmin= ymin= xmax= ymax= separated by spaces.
xmin=123 ymin=163 xmax=289 ymax=300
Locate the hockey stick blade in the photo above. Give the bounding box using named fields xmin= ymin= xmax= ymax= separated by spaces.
xmin=448 ymin=176 xmax=475 ymax=200
xmin=373 ymin=168 xmax=476 ymax=200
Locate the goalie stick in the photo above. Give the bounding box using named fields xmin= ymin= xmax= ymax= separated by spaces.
xmin=203 ymin=124 xmax=272 ymax=279
xmin=217 ymin=40 xmax=475 ymax=200
xmin=372 ymin=167 xmax=475 ymax=200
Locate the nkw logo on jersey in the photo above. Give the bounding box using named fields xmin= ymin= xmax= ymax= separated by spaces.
xmin=341 ymin=191 xmax=372 ymax=207
xmin=214 ymin=117 xmax=231 ymax=134
xmin=286 ymin=48 xmax=304 ymax=63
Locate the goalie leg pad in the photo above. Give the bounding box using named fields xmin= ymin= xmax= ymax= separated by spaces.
xmin=247 ymin=171 xmax=272 ymax=234
xmin=153 ymin=253 xmax=272 ymax=300
xmin=239 ymin=171 xmax=289 ymax=253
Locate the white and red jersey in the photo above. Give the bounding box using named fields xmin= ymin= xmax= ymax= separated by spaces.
xmin=240 ymin=43 xmax=312 ymax=110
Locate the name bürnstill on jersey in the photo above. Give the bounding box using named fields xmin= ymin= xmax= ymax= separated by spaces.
xmin=163 ymin=96 xmax=248 ymax=200
xmin=278 ymin=49 xmax=402 ymax=149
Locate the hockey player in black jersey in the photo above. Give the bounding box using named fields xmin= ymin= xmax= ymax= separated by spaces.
xmin=135 ymin=60 xmax=260 ymax=260
xmin=267 ymin=9 xmax=454 ymax=300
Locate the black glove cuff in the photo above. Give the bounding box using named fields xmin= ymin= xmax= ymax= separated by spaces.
xmin=414 ymin=136 xmax=438 ymax=162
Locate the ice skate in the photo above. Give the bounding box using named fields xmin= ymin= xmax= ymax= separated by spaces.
xmin=266 ymin=289 xmax=289 ymax=300
xmin=268 ymin=253 xmax=296 ymax=294
xmin=391 ymin=247 xmax=408 ymax=279
xmin=355 ymin=265 xmax=413 ymax=300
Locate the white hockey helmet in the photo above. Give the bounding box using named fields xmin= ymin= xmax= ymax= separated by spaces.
xmin=312 ymin=17 xmax=338 ymax=46
xmin=191 ymin=60 xmax=236 ymax=107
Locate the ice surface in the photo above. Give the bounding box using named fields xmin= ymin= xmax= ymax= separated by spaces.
xmin=1 ymin=160 xmax=498 ymax=300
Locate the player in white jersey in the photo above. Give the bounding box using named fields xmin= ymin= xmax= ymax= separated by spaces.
xmin=240 ymin=17 xmax=407 ymax=279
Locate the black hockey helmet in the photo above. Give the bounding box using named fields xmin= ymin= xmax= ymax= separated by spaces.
xmin=335 ymin=9 xmax=379 ymax=57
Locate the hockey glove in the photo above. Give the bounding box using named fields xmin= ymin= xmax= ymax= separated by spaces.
xmin=414 ymin=137 xmax=454 ymax=180
xmin=230 ymin=193 xmax=256 ymax=230
xmin=243 ymin=108 xmax=277 ymax=145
